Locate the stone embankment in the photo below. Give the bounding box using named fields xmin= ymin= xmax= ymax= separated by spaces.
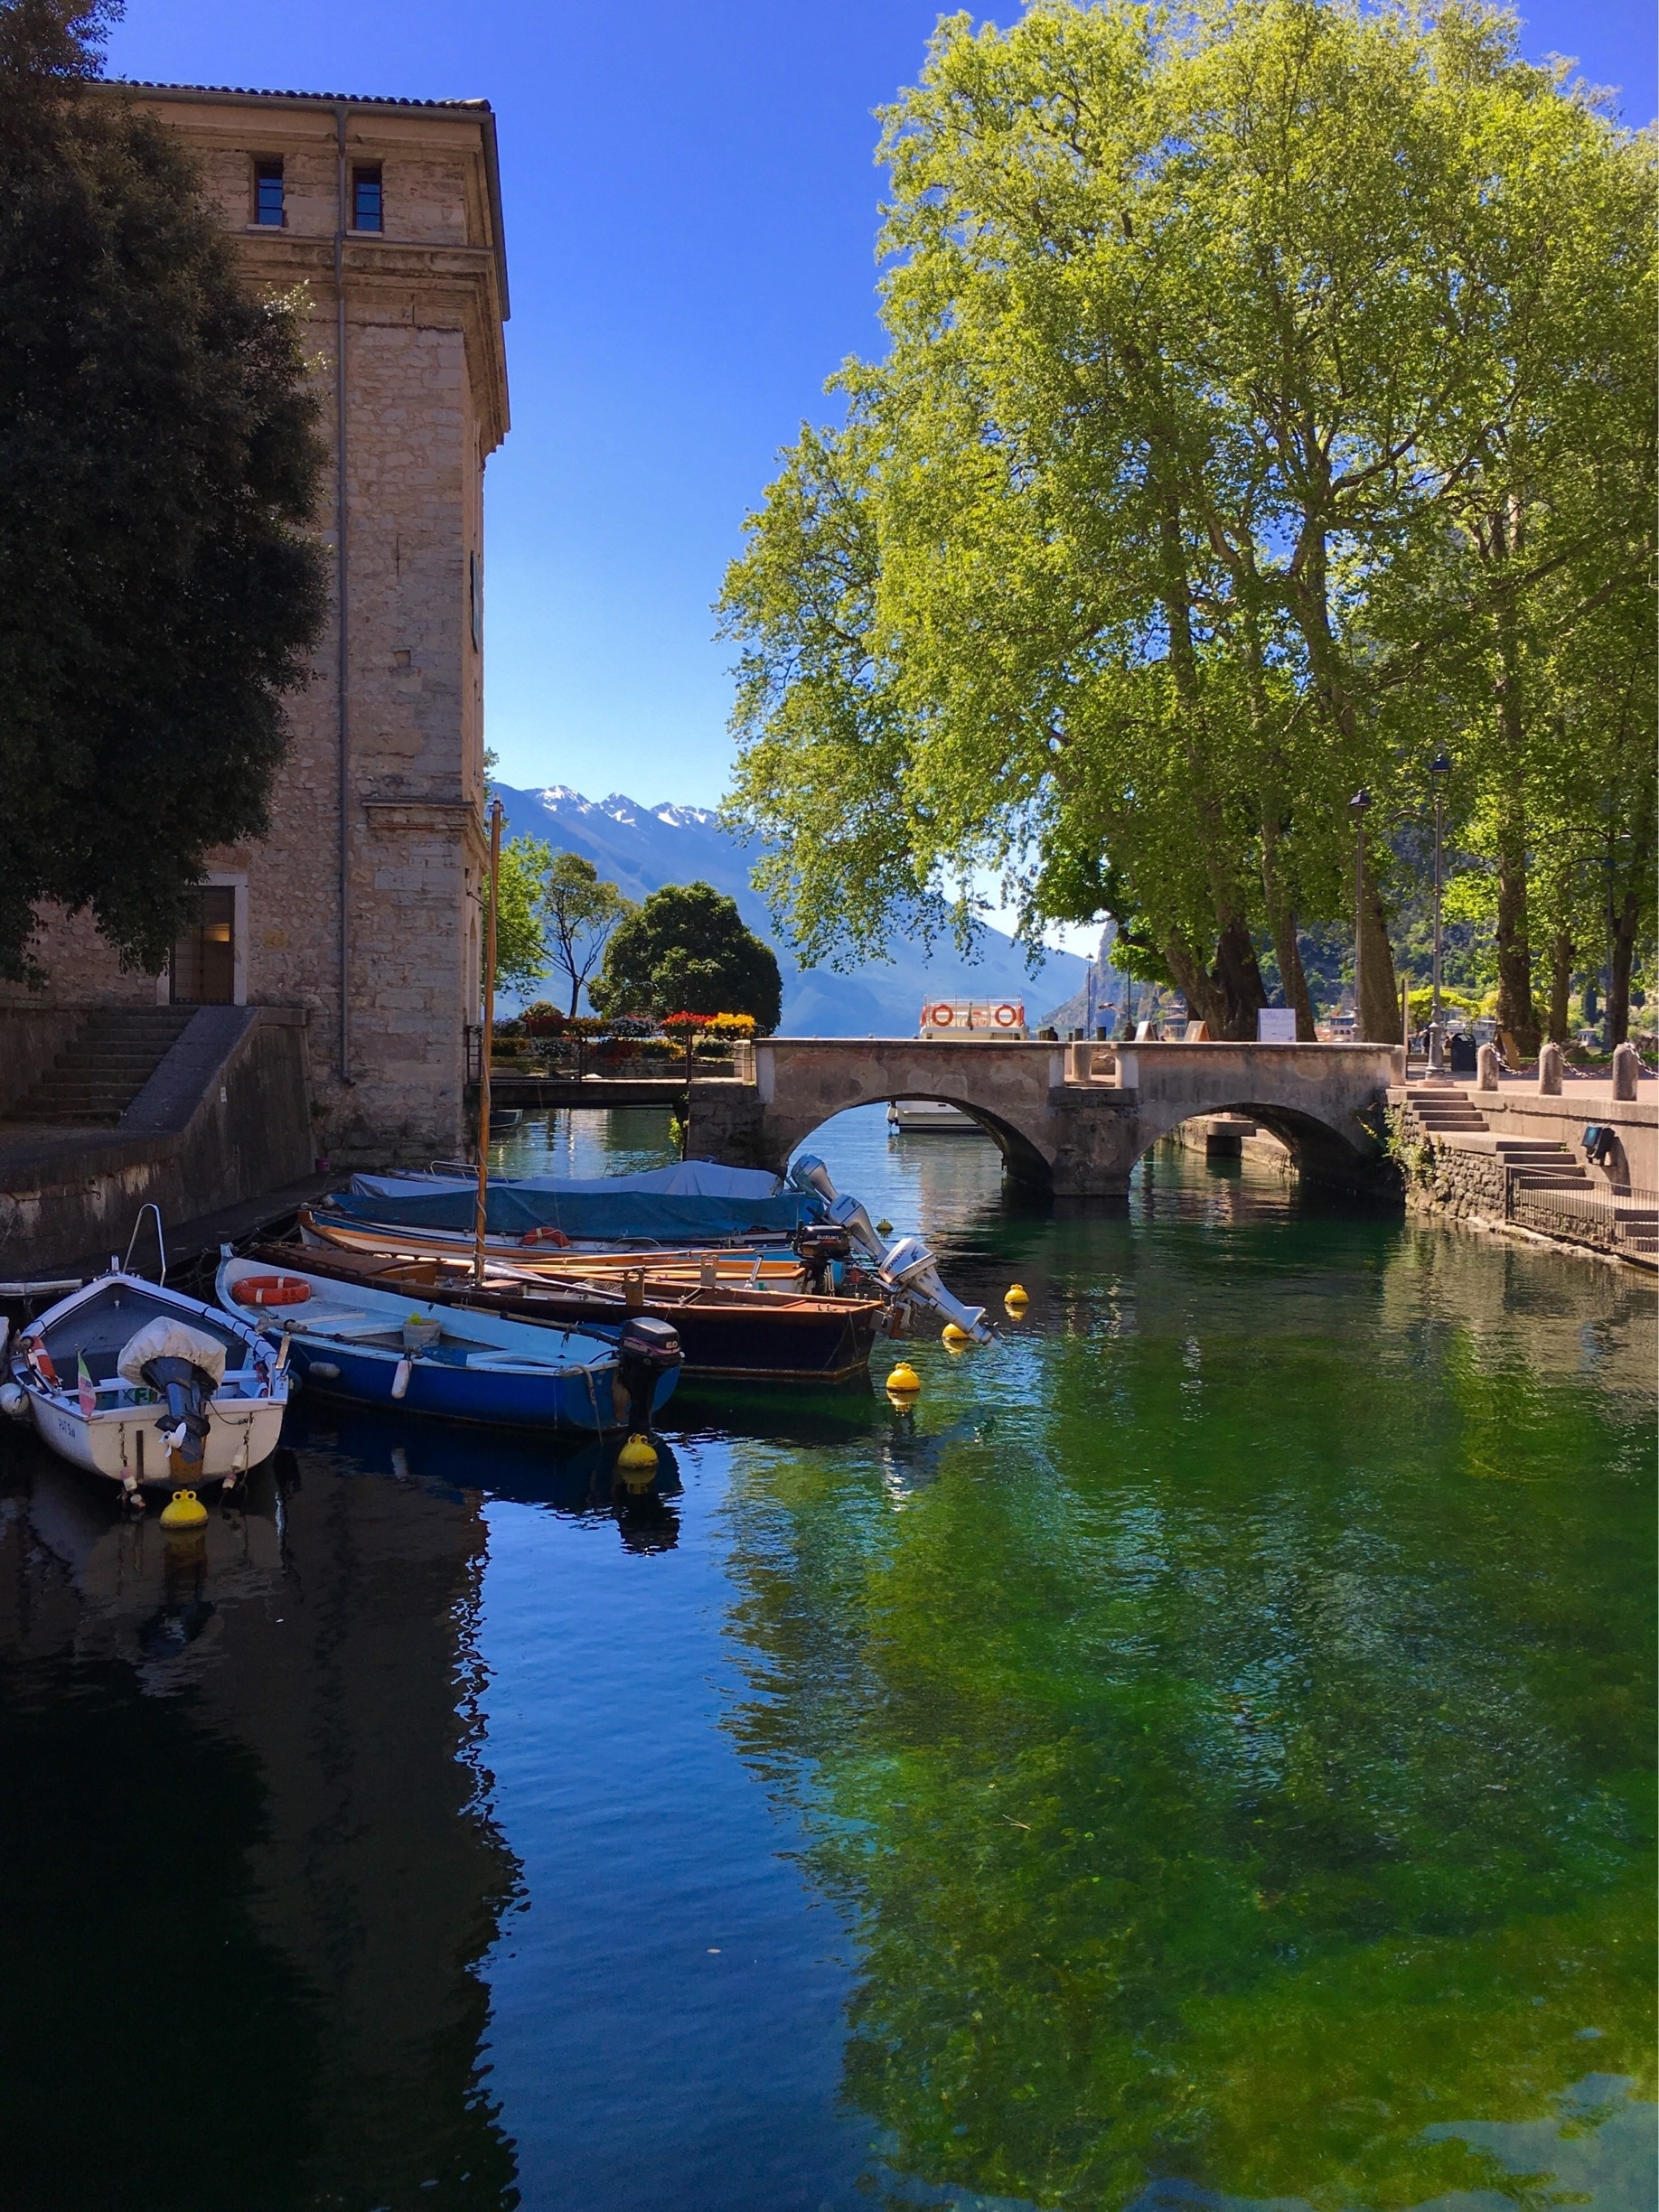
xmin=1388 ymin=1045 xmax=1656 ymax=1269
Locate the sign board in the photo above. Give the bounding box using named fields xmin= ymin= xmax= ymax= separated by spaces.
xmin=1258 ymin=1007 xmax=1298 ymax=1043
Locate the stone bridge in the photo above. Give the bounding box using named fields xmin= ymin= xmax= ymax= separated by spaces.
xmin=689 ymin=1038 xmax=1406 ymax=1200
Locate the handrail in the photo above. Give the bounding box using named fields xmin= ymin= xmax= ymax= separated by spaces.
xmin=122 ymin=1203 xmax=167 ymax=1283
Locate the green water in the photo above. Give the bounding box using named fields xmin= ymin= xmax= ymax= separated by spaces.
xmin=0 ymin=1113 xmax=1652 ymax=2209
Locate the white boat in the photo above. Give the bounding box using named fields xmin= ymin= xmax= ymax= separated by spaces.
xmin=886 ymin=1101 xmax=987 ymax=1135
xmin=1 ymin=1271 xmax=289 ymax=1496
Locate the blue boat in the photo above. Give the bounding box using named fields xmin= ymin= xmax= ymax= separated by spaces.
xmin=215 ymin=1255 xmax=681 ymax=1432
xmin=334 ymin=1160 xmax=823 ymax=1246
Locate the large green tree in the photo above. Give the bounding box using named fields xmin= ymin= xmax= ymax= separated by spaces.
xmin=589 ymin=881 xmax=783 ymax=1032
xmin=540 ymin=850 xmax=632 ymax=1017
xmin=720 ymin=0 xmax=1654 ymax=1043
xmin=0 ymin=0 xmax=327 ymax=980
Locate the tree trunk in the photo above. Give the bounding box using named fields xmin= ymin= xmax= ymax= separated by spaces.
xmin=1608 ymin=890 xmax=1639 ymax=1046
xmin=1359 ymin=876 xmax=1400 ymax=1045
xmin=1546 ymin=931 xmax=1574 ymax=1046
xmin=1212 ymin=916 xmax=1268 ymax=1039
xmin=1493 ymin=793 xmax=1539 ymax=1055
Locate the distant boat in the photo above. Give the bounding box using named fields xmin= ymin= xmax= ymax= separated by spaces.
xmin=216 ymin=1255 xmax=680 ymax=1432
xmin=886 ymin=1101 xmax=987 ymax=1136
xmin=1 ymin=1271 xmax=288 ymax=1497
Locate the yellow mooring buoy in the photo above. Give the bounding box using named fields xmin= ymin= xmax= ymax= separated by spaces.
xmin=885 ymin=1362 xmax=922 ymax=1395
xmin=941 ymin=1322 xmax=972 ymax=1347
xmin=159 ymin=1488 xmax=209 ymax=1531
xmin=615 ymin=1433 xmax=660 ymax=1475
xmin=1003 ymin=1283 xmax=1029 ymax=1309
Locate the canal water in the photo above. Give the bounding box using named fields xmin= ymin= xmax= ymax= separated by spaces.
xmin=1 ymin=1111 xmax=1653 ymax=2212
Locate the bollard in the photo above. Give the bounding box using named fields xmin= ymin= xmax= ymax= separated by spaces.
xmin=1611 ymin=1041 xmax=1640 ymax=1101
xmin=1537 ymin=1040 xmax=1562 ymax=1095
xmin=1476 ymin=1042 xmax=1500 ymax=1092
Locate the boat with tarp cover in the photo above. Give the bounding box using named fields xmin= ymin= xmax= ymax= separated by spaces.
xmin=335 ymin=1160 xmax=824 ymax=1249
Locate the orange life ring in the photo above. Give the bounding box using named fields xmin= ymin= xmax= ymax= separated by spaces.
xmin=992 ymin=1002 xmax=1020 ymax=1026
xmin=520 ymin=1225 xmax=571 ymax=1248
xmin=927 ymin=1003 xmax=954 ymax=1026
xmin=26 ymin=1342 xmax=59 ymax=1385
xmin=230 ymin=1275 xmax=312 ymax=1308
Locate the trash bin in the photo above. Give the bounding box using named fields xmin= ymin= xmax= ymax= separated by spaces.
xmin=1448 ymin=1032 xmax=1477 ymax=1075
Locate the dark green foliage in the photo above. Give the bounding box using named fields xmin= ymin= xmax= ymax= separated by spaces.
xmin=0 ymin=0 xmax=327 ymax=979
xmin=589 ymin=880 xmax=783 ymax=1032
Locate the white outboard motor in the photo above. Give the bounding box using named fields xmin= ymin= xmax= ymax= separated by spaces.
xmin=789 ymin=1155 xmax=887 ymax=1263
xmin=790 ymin=1156 xmax=991 ymax=1342
xmin=877 ymin=1236 xmax=991 ymax=1345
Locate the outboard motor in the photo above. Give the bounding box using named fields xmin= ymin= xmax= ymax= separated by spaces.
xmin=877 ymin=1235 xmax=992 ymax=1345
xmin=142 ymin=1355 xmax=215 ymax=1475
xmin=794 ymin=1223 xmax=852 ymax=1294
xmin=614 ymin=1316 xmax=681 ymax=1437
xmin=788 ymin=1156 xmax=888 ymax=1264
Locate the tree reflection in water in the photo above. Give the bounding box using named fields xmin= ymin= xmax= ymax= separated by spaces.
xmin=717 ymin=1217 xmax=1656 ymax=2208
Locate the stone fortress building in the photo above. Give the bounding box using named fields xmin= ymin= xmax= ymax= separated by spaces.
xmin=1 ymin=83 xmax=510 ymax=1161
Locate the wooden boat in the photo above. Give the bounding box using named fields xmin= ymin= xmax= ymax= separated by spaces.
xmin=0 ymin=1271 xmax=288 ymax=1497
xmin=215 ymin=1255 xmax=681 ymax=1431
xmin=241 ymin=1235 xmax=888 ymax=1383
xmin=299 ymin=1206 xmax=811 ymax=1286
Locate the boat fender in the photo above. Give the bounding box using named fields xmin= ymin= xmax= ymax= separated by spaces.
xmin=519 ymin=1225 xmax=571 ymax=1248
xmin=159 ymin=1488 xmax=209 ymax=1531
xmin=0 ymin=1381 xmax=27 ymax=1420
xmin=230 ymin=1275 xmax=312 ymax=1308
xmin=307 ymin=1362 xmax=341 ymax=1381
xmin=391 ymin=1357 xmax=413 ymax=1400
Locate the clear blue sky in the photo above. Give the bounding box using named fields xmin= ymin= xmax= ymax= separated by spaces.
xmin=109 ymin=2 xmax=1657 ymax=813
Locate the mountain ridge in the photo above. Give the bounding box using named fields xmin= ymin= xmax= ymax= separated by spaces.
xmin=492 ymin=781 xmax=1087 ymax=1036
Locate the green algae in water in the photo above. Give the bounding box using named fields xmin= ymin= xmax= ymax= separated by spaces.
xmin=719 ymin=1173 xmax=1656 ymax=2210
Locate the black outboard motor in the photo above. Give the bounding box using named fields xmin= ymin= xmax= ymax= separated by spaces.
xmin=614 ymin=1317 xmax=681 ymax=1437
xmin=143 ymin=1355 xmax=215 ymax=1475
xmin=795 ymin=1223 xmax=852 ymax=1294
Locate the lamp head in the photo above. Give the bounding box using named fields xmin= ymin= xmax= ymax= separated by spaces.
xmin=1429 ymin=750 xmax=1452 ymax=777
xmin=1348 ymin=787 xmax=1373 ymax=816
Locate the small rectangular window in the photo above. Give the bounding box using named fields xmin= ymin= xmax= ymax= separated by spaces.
xmin=253 ymin=157 xmax=284 ymax=228
xmin=352 ymin=164 xmax=383 ymax=233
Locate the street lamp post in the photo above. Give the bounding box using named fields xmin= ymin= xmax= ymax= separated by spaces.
xmin=1349 ymin=788 xmax=1373 ymax=1041
xmin=1428 ymin=750 xmax=1451 ymax=1073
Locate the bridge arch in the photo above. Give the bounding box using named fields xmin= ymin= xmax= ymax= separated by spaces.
xmin=782 ymin=1089 xmax=1055 ymax=1188
xmin=1133 ymin=1099 xmax=1376 ymax=1184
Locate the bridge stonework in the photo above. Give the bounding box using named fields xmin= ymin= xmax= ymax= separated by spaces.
xmin=688 ymin=1039 xmax=1406 ymax=1199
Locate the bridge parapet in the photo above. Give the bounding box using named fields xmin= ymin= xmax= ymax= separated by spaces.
xmin=687 ymin=1036 xmax=1404 ymax=1199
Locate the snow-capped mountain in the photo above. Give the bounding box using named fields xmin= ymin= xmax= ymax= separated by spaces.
xmin=492 ymin=782 xmax=1088 ymax=1036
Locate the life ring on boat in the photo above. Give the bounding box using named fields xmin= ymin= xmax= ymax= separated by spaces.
xmin=926 ymin=1003 xmax=955 ymax=1027
xmin=24 ymin=1341 xmax=58 ymax=1385
xmin=230 ymin=1275 xmax=312 ymax=1308
xmin=519 ymin=1226 xmax=571 ymax=1247
xmin=992 ymin=1002 xmax=1021 ymax=1027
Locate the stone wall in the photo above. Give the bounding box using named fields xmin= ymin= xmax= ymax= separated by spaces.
xmin=0 ymin=1008 xmax=313 ymax=1273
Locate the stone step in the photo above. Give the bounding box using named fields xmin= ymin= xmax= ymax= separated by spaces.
xmin=7 ymin=1008 xmax=197 ymax=1127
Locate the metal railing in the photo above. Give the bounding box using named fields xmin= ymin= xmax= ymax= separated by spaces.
xmin=1510 ymin=1179 xmax=1658 ymax=1261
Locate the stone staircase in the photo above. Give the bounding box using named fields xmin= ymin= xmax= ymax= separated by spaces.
xmin=5 ymin=1008 xmax=196 ymax=1127
xmin=1401 ymin=1084 xmax=1593 ymax=1194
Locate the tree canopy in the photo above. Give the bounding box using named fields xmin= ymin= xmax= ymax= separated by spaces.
xmin=720 ymin=0 xmax=1655 ymax=1044
xmin=589 ymin=881 xmax=783 ymax=1032
xmin=541 ymin=851 xmax=632 ymax=1017
xmin=0 ymin=0 xmax=327 ymax=980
